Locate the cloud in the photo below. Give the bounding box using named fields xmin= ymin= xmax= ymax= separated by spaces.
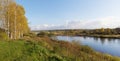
xmin=30 ymin=17 xmax=120 ymax=30
xmin=30 ymin=24 xmax=66 ymax=30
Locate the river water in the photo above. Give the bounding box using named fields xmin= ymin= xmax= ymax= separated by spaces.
xmin=52 ymin=36 xmax=120 ymax=57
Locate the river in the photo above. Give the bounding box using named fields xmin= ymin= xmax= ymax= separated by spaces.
xmin=52 ymin=36 xmax=120 ymax=57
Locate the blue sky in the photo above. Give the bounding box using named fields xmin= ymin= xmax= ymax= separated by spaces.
xmin=16 ymin=0 xmax=120 ymax=30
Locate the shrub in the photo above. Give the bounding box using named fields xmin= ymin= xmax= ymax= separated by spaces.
xmin=0 ymin=32 xmax=8 ymax=40
xmin=37 ymin=31 xmax=48 ymax=37
xmin=23 ymin=32 xmax=36 ymax=37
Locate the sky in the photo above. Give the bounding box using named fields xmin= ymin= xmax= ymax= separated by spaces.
xmin=16 ymin=0 xmax=120 ymax=30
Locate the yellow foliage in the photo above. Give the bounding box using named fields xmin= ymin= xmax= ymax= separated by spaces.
xmin=0 ymin=0 xmax=29 ymax=39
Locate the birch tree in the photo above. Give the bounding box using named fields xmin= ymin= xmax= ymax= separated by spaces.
xmin=0 ymin=0 xmax=29 ymax=39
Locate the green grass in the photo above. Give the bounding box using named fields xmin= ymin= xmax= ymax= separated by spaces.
xmin=0 ymin=37 xmax=120 ymax=61
xmin=0 ymin=40 xmax=65 ymax=61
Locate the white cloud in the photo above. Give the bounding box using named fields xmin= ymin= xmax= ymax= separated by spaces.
xmin=30 ymin=17 xmax=120 ymax=30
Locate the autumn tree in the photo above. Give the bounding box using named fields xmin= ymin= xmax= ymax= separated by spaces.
xmin=0 ymin=0 xmax=29 ymax=39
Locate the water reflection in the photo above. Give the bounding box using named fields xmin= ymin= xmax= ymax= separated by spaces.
xmin=83 ymin=36 xmax=87 ymax=39
xmin=53 ymin=36 xmax=120 ymax=57
xmin=93 ymin=37 xmax=99 ymax=41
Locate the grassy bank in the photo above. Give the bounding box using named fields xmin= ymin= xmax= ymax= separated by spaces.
xmin=0 ymin=36 xmax=120 ymax=61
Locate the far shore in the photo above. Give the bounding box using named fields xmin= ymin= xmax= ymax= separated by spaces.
xmin=77 ymin=34 xmax=120 ymax=39
xmin=55 ymin=34 xmax=120 ymax=39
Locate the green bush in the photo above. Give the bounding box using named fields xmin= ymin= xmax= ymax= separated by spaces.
xmin=37 ymin=31 xmax=49 ymax=37
xmin=23 ymin=32 xmax=36 ymax=37
xmin=0 ymin=32 xmax=8 ymax=40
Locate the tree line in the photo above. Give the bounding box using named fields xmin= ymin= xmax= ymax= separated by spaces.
xmin=40 ymin=28 xmax=120 ymax=36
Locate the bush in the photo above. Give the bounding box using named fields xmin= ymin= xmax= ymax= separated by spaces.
xmin=37 ymin=31 xmax=48 ymax=37
xmin=0 ymin=32 xmax=8 ymax=40
xmin=23 ymin=32 xmax=36 ymax=37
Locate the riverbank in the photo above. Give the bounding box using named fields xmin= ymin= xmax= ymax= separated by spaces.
xmin=0 ymin=35 xmax=120 ymax=61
